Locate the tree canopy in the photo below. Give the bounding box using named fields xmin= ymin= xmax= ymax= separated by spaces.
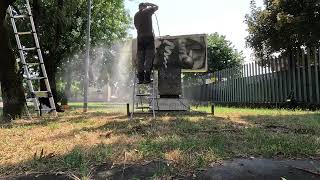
xmin=10 ymin=0 xmax=131 ymax=105
xmin=1 ymin=0 xmax=131 ymax=119
xmin=245 ymin=0 xmax=320 ymax=60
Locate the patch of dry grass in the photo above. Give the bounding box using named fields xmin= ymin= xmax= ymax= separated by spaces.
xmin=0 ymin=107 xmax=319 ymax=178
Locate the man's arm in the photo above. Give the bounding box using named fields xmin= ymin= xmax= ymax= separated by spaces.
xmin=142 ymin=2 xmax=158 ymax=13
xmin=134 ymin=14 xmax=138 ymax=29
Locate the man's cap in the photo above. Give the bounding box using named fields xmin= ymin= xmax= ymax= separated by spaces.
xmin=139 ymin=3 xmax=147 ymax=8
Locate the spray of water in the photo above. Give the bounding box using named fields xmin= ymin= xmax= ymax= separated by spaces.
xmin=61 ymin=39 xmax=134 ymax=104
xmin=88 ymin=40 xmax=134 ymax=102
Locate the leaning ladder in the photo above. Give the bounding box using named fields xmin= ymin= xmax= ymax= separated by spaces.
xmin=131 ymin=71 xmax=156 ymax=120
xmin=8 ymin=1 xmax=57 ymax=117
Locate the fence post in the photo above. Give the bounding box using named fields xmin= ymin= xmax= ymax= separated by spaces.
xmin=297 ymin=49 xmax=302 ymax=102
xmin=274 ymin=58 xmax=279 ymax=103
xmin=218 ymin=71 xmax=222 ymax=103
xmin=283 ymin=57 xmax=287 ymax=102
xmin=287 ymin=52 xmax=292 ymax=102
xmin=245 ymin=63 xmax=249 ymax=104
xmin=226 ymin=68 xmax=230 ymax=104
xmin=282 ymin=56 xmax=288 ymax=102
xmin=262 ymin=65 xmax=271 ymax=103
xmin=267 ymin=61 xmax=272 ymax=104
xmin=316 ymin=47 xmax=320 ymax=103
xmin=248 ymin=63 xmax=251 ymax=103
xmin=234 ymin=67 xmax=238 ymax=103
xmin=215 ymin=80 xmax=217 ymax=103
xmin=252 ymin=62 xmax=255 ymax=104
xmin=211 ymin=104 xmax=215 ymax=115
xmin=279 ymin=57 xmax=284 ymax=103
xmin=127 ymin=103 xmax=130 ymax=117
xmin=302 ymin=49 xmax=308 ymax=103
xmin=307 ymin=48 xmax=313 ymax=103
xmin=258 ymin=62 xmax=262 ymax=103
xmin=292 ymin=50 xmax=297 ymax=102
xmin=240 ymin=65 xmax=245 ymax=102
xmin=221 ymin=69 xmax=224 ymax=104
xmin=253 ymin=62 xmax=257 ymax=103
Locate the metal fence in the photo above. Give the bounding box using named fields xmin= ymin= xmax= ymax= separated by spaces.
xmin=184 ymin=47 xmax=320 ymax=108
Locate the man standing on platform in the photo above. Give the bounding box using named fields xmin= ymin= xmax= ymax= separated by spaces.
xmin=134 ymin=2 xmax=158 ymax=84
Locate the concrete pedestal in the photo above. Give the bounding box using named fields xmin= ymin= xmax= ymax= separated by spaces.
xmin=152 ymin=98 xmax=190 ymax=111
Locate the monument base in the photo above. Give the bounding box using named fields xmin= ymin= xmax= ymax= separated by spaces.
xmin=152 ymin=98 xmax=190 ymax=111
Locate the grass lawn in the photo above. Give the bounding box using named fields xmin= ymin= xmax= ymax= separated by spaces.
xmin=0 ymin=106 xmax=319 ymax=178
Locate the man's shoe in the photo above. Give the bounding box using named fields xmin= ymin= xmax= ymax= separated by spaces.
xmin=137 ymin=72 xmax=145 ymax=84
xmin=144 ymin=72 xmax=153 ymax=84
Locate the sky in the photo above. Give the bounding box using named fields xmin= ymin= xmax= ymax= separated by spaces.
xmin=125 ymin=0 xmax=264 ymax=62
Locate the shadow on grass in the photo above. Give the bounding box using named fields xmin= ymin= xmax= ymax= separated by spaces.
xmin=0 ymin=114 xmax=238 ymax=178
xmin=240 ymin=113 xmax=320 ymax=135
xmin=0 ymin=111 xmax=121 ymax=129
xmin=1 ymin=112 xmax=320 ymax=179
xmin=0 ymin=144 xmax=174 ymax=179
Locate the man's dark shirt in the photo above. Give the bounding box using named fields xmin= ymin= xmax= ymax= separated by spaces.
xmin=134 ymin=8 xmax=156 ymax=38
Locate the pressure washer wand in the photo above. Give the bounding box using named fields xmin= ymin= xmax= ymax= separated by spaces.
xmin=154 ymin=13 xmax=161 ymax=39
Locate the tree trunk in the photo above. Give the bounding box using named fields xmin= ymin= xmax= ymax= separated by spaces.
xmin=39 ymin=55 xmax=60 ymax=110
xmin=34 ymin=0 xmax=65 ymax=112
xmin=0 ymin=1 xmax=26 ymax=121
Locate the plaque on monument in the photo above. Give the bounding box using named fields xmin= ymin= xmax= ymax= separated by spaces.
xmin=158 ymin=67 xmax=181 ymax=96
xmin=132 ymin=34 xmax=208 ymax=72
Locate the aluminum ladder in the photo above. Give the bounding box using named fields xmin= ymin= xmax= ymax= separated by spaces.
xmin=8 ymin=1 xmax=57 ymax=117
xmin=131 ymin=71 xmax=156 ymax=120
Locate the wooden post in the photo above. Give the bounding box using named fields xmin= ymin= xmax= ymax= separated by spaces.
xmin=127 ymin=103 xmax=130 ymax=117
xmin=211 ymin=104 xmax=215 ymax=115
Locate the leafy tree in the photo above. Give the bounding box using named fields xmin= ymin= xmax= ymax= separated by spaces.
xmin=11 ymin=0 xmax=131 ymax=108
xmin=245 ymin=0 xmax=320 ymax=60
xmin=183 ymin=33 xmax=244 ymax=86
xmin=0 ymin=0 xmax=130 ymax=119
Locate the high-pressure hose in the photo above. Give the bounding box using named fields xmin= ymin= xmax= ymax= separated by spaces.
xmin=154 ymin=13 xmax=161 ymax=38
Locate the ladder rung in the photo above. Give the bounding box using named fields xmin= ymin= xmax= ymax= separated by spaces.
xmin=136 ymin=107 xmax=151 ymax=109
xmin=26 ymin=77 xmax=47 ymax=80
xmin=17 ymin=31 xmax=34 ymax=35
xmin=40 ymin=108 xmax=56 ymax=112
xmin=21 ymin=47 xmax=37 ymax=51
xmin=33 ymin=91 xmax=51 ymax=98
xmin=23 ymin=63 xmax=42 ymax=66
xmin=12 ymin=14 xmax=29 ymax=19
xmin=132 ymin=112 xmax=154 ymax=115
xmin=136 ymin=94 xmax=151 ymax=96
xmin=137 ymin=84 xmax=153 ymax=86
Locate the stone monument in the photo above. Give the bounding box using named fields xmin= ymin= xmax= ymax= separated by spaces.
xmin=132 ymin=34 xmax=207 ymax=111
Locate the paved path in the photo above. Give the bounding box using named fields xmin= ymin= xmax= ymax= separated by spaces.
xmin=5 ymin=159 xmax=320 ymax=180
